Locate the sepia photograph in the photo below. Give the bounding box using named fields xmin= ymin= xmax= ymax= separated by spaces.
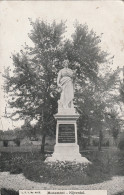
xmin=0 ymin=1 xmax=124 ymax=195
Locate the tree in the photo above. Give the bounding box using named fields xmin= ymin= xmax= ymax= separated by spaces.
xmin=119 ymin=72 xmax=124 ymax=103
xmin=105 ymin=110 xmax=120 ymax=146
xmin=4 ymin=19 xmax=110 ymax=153
xmin=76 ymin=67 xmax=121 ymax=150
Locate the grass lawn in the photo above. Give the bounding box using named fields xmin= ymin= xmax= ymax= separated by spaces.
xmin=0 ymin=149 xmax=124 ymax=185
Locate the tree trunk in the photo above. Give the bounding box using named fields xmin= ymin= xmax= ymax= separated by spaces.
xmin=98 ymin=129 xmax=103 ymax=151
xmin=98 ymin=139 xmax=102 ymax=151
xmin=114 ymin=138 xmax=118 ymax=147
xmin=41 ymin=133 xmax=46 ymax=154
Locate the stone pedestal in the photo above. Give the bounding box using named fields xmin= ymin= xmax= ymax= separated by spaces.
xmin=45 ymin=110 xmax=90 ymax=164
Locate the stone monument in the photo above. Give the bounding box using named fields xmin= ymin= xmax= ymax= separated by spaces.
xmin=46 ymin=60 xmax=90 ymax=163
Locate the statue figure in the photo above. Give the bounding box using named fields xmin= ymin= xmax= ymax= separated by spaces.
xmin=57 ymin=60 xmax=77 ymax=110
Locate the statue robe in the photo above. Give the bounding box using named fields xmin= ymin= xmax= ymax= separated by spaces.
xmin=57 ymin=68 xmax=74 ymax=109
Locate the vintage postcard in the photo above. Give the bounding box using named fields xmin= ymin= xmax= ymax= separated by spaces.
xmin=0 ymin=1 xmax=124 ymax=195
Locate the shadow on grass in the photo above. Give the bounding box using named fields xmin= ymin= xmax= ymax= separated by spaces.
xmin=114 ymin=192 xmax=124 ymax=195
xmin=0 ymin=149 xmax=124 ymax=185
xmin=1 ymin=188 xmax=19 ymax=195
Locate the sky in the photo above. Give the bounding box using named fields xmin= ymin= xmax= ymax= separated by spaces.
xmin=0 ymin=1 xmax=124 ymax=130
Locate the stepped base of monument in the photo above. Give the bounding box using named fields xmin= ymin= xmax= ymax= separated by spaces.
xmin=45 ymin=144 xmax=90 ymax=164
xmin=45 ymin=155 xmax=90 ymax=164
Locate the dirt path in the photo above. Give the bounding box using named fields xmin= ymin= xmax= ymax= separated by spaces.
xmin=0 ymin=172 xmax=124 ymax=195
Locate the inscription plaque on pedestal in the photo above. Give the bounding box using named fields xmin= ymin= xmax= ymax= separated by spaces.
xmin=58 ymin=124 xmax=75 ymax=143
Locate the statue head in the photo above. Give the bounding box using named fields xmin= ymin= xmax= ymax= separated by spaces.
xmin=62 ymin=59 xmax=69 ymax=68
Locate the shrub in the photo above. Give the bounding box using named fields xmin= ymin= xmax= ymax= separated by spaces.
xmin=0 ymin=150 xmax=124 ymax=185
xmin=3 ymin=140 xmax=8 ymax=147
xmin=106 ymin=140 xmax=110 ymax=147
xmin=92 ymin=139 xmax=99 ymax=146
xmin=102 ymin=140 xmax=109 ymax=147
xmin=14 ymin=139 xmax=20 ymax=146
xmin=118 ymin=139 xmax=124 ymax=150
